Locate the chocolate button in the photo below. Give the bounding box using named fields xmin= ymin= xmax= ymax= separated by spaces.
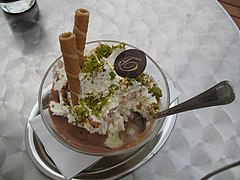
xmin=114 ymin=49 xmax=147 ymax=78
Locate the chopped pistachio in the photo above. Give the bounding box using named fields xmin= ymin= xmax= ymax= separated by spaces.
xmin=81 ymin=42 xmax=126 ymax=74
xmin=108 ymin=84 xmax=119 ymax=96
xmin=150 ymin=85 xmax=162 ymax=99
xmin=109 ymin=71 xmax=116 ymax=80
xmin=82 ymin=54 xmax=103 ymax=73
xmin=95 ymin=44 xmax=113 ymax=59
xmin=73 ymin=105 xmax=89 ymax=121
xmin=112 ymin=42 xmax=126 ymax=50
xmin=133 ymin=73 xmax=149 ymax=86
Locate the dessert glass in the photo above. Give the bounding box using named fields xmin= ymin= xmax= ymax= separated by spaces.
xmin=38 ymin=40 xmax=170 ymax=156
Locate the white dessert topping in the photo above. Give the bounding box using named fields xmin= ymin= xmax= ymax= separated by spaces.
xmin=50 ymin=43 xmax=162 ymax=148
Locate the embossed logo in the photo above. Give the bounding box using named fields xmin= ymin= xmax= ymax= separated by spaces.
xmin=114 ymin=49 xmax=147 ymax=78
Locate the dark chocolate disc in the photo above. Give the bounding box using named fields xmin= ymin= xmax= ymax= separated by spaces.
xmin=114 ymin=49 xmax=147 ymax=78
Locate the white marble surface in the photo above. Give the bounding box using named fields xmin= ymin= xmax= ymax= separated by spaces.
xmin=0 ymin=0 xmax=240 ymax=179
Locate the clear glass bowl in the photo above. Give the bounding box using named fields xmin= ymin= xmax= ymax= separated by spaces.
xmin=38 ymin=40 xmax=170 ymax=156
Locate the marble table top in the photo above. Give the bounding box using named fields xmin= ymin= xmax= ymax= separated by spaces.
xmin=0 ymin=0 xmax=240 ymax=179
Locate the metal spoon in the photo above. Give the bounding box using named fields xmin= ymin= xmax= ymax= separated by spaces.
xmin=130 ymin=80 xmax=235 ymax=132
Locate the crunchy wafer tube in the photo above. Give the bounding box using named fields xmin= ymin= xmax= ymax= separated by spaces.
xmin=73 ymin=8 xmax=89 ymax=66
xmin=59 ymin=32 xmax=80 ymax=106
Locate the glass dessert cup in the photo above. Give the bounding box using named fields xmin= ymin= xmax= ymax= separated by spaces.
xmin=38 ymin=40 xmax=170 ymax=156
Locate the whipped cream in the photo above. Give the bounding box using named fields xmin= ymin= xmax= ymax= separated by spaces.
xmin=50 ymin=43 xmax=162 ymax=148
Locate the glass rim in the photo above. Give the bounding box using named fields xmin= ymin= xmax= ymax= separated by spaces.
xmin=38 ymin=39 xmax=170 ymax=156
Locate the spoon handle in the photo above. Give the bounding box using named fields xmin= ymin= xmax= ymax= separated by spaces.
xmin=154 ymin=81 xmax=235 ymax=119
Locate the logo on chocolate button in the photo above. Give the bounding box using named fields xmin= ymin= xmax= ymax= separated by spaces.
xmin=114 ymin=49 xmax=147 ymax=78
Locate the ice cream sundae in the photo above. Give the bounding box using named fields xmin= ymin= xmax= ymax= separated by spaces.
xmin=48 ymin=8 xmax=163 ymax=153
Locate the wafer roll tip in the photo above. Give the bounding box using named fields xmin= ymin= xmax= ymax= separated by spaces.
xmin=75 ymin=8 xmax=90 ymax=16
xmin=59 ymin=32 xmax=75 ymax=41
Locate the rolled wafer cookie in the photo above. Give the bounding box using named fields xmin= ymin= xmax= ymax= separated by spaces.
xmin=73 ymin=8 xmax=90 ymax=66
xmin=59 ymin=32 xmax=80 ymax=106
